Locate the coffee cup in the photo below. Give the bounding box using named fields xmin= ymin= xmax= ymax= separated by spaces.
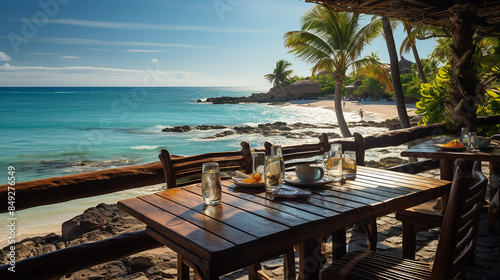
xmin=295 ymin=164 xmax=324 ymax=182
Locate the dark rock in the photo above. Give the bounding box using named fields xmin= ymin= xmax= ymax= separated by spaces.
xmin=63 ymin=261 xmax=128 ymax=280
xmin=161 ymin=126 xmax=192 ymax=133
xmin=206 ymin=96 xmax=250 ymax=104
xmin=145 ymin=262 xmax=177 ymax=278
xmin=62 ymin=203 xmax=134 ymax=241
xmin=233 ymin=126 xmax=258 ymax=134
xmin=381 ymin=118 xmax=402 ymax=130
xmin=121 ymin=272 xmax=149 ymax=280
xmin=195 ymin=125 xmax=228 ymax=130
xmin=207 ymin=79 xmax=322 ymax=104
xmin=258 ymin=122 xmax=291 ymax=131
xmin=365 ymin=157 xmax=406 ymax=169
xmin=203 ymin=130 xmax=236 ymax=139
xmin=125 ymin=253 xmax=161 ymax=269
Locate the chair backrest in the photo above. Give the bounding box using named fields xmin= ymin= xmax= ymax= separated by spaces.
xmin=329 ymin=132 xmax=366 ymax=166
xmin=264 ymin=133 xmax=329 ymax=170
xmin=431 ymin=159 xmax=488 ymax=280
xmin=159 ymin=142 xmax=252 ymax=188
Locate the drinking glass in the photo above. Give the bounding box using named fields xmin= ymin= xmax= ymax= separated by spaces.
xmin=270 ymin=145 xmax=285 ymax=181
xmin=323 ymin=144 xmax=343 ymax=181
xmin=460 ymin=127 xmax=469 ymax=145
xmin=202 ymin=162 xmax=222 ymax=206
xmin=264 ymin=155 xmax=282 ymax=192
xmin=342 ymin=151 xmax=357 ymax=180
xmin=252 ymin=151 xmax=266 ymax=177
xmin=468 ymin=132 xmax=479 ymax=152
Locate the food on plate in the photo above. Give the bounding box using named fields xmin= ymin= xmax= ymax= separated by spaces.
xmin=242 ymin=172 xmax=263 ymax=183
xmin=443 ymin=139 xmax=464 ymax=148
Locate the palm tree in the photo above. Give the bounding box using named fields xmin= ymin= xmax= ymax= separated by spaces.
xmin=404 ymin=26 xmax=427 ymax=83
xmin=284 ymin=6 xmax=381 ymax=137
xmin=264 ymin=59 xmax=293 ymax=87
xmin=381 ymin=17 xmax=410 ymax=128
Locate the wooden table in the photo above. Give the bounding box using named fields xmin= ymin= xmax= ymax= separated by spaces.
xmin=401 ymin=137 xmax=500 ymax=210
xmin=118 ymin=166 xmax=450 ymax=280
xmin=401 ymin=137 xmax=500 ymax=180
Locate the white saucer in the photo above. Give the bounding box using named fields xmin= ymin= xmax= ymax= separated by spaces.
xmin=284 ymin=175 xmax=333 ymax=186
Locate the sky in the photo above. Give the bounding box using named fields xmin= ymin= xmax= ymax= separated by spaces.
xmin=0 ymin=0 xmax=438 ymax=87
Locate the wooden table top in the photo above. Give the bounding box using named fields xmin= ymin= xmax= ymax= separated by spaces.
xmin=401 ymin=138 xmax=500 ymax=162
xmin=118 ymin=166 xmax=451 ymax=279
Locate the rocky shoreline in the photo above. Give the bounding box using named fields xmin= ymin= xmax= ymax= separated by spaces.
xmin=198 ymin=79 xmax=323 ymax=104
xmin=161 ymin=117 xmax=423 ymax=140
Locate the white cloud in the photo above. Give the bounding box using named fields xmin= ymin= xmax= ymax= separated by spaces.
xmin=0 ymin=65 xmax=141 ymax=73
xmin=127 ymin=49 xmax=164 ymax=53
xmin=61 ymin=56 xmax=81 ymax=59
xmin=49 ymin=18 xmax=281 ymax=34
xmin=151 ymin=58 xmax=159 ymax=64
xmin=32 ymin=37 xmax=212 ymax=49
xmin=0 ymin=64 xmax=255 ymax=87
xmin=0 ymin=51 xmax=12 ymax=61
xmin=29 ymin=52 xmax=57 ymax=55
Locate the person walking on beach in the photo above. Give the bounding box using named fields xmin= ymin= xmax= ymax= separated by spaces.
xmin=359 ymin=108 xmax=363 ymax=121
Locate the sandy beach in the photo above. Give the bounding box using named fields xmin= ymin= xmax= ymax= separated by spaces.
xmin=288 ymin=99 xmax=418 ymax=122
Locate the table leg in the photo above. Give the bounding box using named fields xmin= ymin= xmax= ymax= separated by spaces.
xmin=283 ymin=247 xmax=297 ymax=280
xmin=177 ymin=254 xmax=190 ymax=280
xmin=332 ymin=229 xmax=346 ymax=261
xmin=298 ymin=237 xmax=324 ymax=280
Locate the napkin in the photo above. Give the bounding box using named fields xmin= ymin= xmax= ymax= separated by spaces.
xmin=272 ymin=185 xmax=311 ymax=198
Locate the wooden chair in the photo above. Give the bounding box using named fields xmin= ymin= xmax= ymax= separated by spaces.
xmin=396 ymin=135 xmax=499 ymax=260
xmin=159 ymin=142 xmax=252 ymax=188
xmin=395 ymin=160 xmax=483 ymax=259
xmin=158 ymin=143 xmax=295 ymax=280
xmin=321 ymin=158 xmax=488 ymax=280
xmin=486 ymin=134 xmax=500 ymax=260
xmin=486 ymin=134 xmax=500 ymax=226
xmin=264 ymin=133 xmax=330 ymax=171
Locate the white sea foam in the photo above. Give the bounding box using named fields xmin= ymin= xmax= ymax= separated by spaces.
xmin=131 ymin=145 xmax=160 ymax=150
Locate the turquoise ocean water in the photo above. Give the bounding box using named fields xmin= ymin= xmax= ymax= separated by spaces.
xmin=0 ymin=87 xmax=394 ymax=244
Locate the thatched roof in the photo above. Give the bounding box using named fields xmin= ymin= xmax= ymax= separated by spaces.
xmin=399 ymin=56 xmax=414 ymax=71
xmin=288 ymin=78 xmax=322 ymax=94
xmin=307 ymin=0 xmax=500 ymax=37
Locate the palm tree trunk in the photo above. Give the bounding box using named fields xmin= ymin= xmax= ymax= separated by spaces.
xmin=334 ymin=74 xmax=352 ymax=137
xmin=447 ymin=4 xmax=477 ymax=132
xmin=407 ymin=28 xmax=427 ymax=84
xmin=382 ymin=17 xmax=410 ymax=129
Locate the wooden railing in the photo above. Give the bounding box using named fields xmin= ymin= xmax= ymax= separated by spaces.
xmin=1 ymin=115 xmax=498 ymax=279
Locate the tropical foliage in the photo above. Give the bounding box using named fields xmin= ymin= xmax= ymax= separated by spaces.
xmin=354 ymin=77 xmax=386 ymax=99
xmin=264 ymin=59 xmax=293 ymax=87
xmin=417 ymin=60 xmax=500 ymax=134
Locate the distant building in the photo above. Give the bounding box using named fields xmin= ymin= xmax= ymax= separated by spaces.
xmin=398 ymin=56 xmax=414 ymax=74
xmin=345 ymin=80 xmax=362 ymax=97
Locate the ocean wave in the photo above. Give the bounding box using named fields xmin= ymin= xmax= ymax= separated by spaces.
xmin=131 ymin=145 xmax=160 ymax=150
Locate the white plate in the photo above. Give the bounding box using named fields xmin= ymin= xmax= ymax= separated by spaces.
xmin=284 ymin=175 xmax=333 ymax=186
xmin=232 ymin=177 xmax=265 ymax=188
